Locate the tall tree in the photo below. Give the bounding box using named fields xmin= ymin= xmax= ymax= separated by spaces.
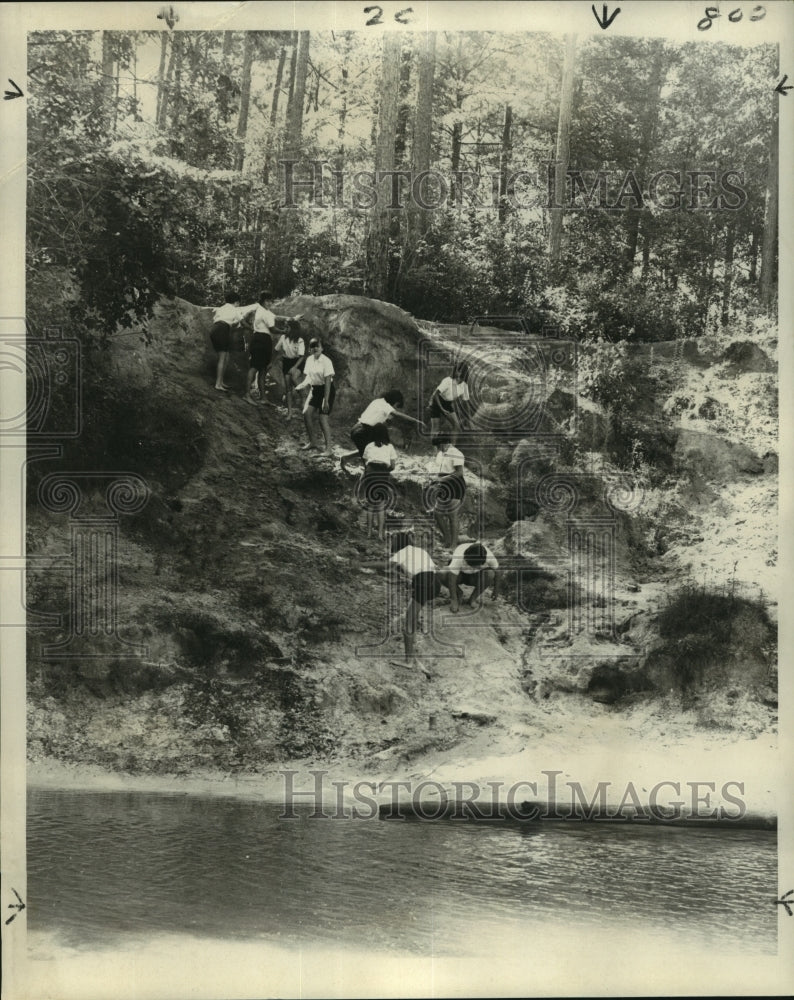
xmin=285 ymin=31 xmax=310 ymax=155
xmin=366 ymin=33 xmax=402 ymax=299
xmin=234 ymin=32 xmax=255 ymax=172
xmin=498 ymin=103 xmax=513 ymax=224
xmin=548 ymin=34 xmax=576 ymax=268
xmin=263 ymin=44 xmax=288 ymax=183
xmin=623 ymin=41 xmax=667 ymax=273
xmin=759 ymin=109 xmax=778 ymax=308
xmin=155 ymin=33 xmax=169 ymax=124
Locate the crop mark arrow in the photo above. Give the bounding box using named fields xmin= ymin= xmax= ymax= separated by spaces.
xmin=4 ymin=79 xmax=24 ymax=101
xmin=775 ymin=75 xmax=793 ymax=96
xmin=776 ymin=888 xmax=794 ymax=916
xmin=5 ymin=888 xmax=25 ymax=924
xmin=592 ymin=4 xmax=621 ymax=29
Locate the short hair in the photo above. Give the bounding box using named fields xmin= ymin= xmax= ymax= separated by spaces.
xmin=308 ymin=338 xmax=321 ymax=348
xmin=383 ymin=390 xmax=404 ymax=408
xmin=371 ymin=422 xmax=391 ymax=446
xmin=259 ymin=289 xmax=273 ymax=303
xmin=389 ymin=530 xmax=414 ymax=555
xmin=464 ymin=543 xmax=487 ymax=568
xmin=453 ymin=362 xmax=470 ymax=381
xmin=433 ymin=435 xmax=451 ymax=449
xmin=224 ymin=290 xmax=240 ymax=304
xmin=287 ymin=318 xmax=302 ymax=337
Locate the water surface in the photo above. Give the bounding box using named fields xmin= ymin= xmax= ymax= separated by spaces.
xmin=27 ymin=789 xmax=776 ymax=956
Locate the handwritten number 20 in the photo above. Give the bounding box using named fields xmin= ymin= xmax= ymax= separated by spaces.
xmin=364 ymin=5 xmax=414 ymax=25
xmin=698 ymin=5 xmax=766 ymax=30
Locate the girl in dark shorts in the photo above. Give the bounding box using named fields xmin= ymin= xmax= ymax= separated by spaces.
xmin=209 ymin=292 xmax=257 ymax=391
xmin=361 ymin=530 xmax=452 ymax=671
xmin=340 ymin=390 xmax=426 ymax=472
xmin=293 ymin=338 xmax=335 ymax=454
xmin=427 ymin=435 xmax=467 ymax=549
xmin=274 ymin=319 xmax=306 ymax=419
xmin=428 ymin=362 xmax=470 ymax=444
xmin=359 ymin=423 xmax=398 ymax=541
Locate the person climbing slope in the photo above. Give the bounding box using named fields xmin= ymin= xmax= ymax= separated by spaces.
xmin=361 ymin=530 xmax=452 ymax=674
xmin=427 ymin=435 xmax=466 ymax=550
xmin=340 ymin=390 xmax=426 ymax=471
xmin=427 ymin=362 xmax=471 ymax=444
xmin=245 ymin=290 xmax=291 ymax=406
xmin=273 ymin=318 xmax=306 ymax=420
xmin=359 ymin=423 xmax=399 ymax=542
xmin=294 ymin=337 xmax=335 ymax=455
xmin=209 ymin=291 xmax=258 ymax=392
xmin=446 ymin=541 xmax=499 ymax=613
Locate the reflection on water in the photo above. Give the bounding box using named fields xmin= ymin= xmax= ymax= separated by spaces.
xmin=27 ymin=790 xmax=776 ymax=955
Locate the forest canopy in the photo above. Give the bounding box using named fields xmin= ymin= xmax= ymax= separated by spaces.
xmin=27 ymin=28 xmax=778 ymax=341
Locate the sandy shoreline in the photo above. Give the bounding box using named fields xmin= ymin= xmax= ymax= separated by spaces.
xmin=27 ymin=725 xmax=779 ymax=826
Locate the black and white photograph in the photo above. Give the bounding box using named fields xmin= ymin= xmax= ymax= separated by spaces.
xmin=1 ymin=1 xmax=792 ymax=997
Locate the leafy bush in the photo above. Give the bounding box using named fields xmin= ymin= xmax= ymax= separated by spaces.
xmin=654 ymin=583 xmax=774 ymax=695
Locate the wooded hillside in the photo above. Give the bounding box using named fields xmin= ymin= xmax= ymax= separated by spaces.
xmin=27 ymin=29 xmax=777 ymax=338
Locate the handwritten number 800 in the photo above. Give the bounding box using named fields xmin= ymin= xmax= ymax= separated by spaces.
xmin=364 ymin=5 xmax=414 ymax=25
xmin=698 ymin=5 xmax=766 ymax=30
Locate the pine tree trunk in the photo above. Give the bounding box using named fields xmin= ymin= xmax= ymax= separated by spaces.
xmin=749 ymin=227 xmax=759 ymax=284
xmin=366 ymin=33 xmax=402 ymax=299
xmin=157 ymin=33 xmax=177 ymax=129
xmin=641 ymin=219 xmax=652 ymax=281
xmin=498 ymin=104 xmax=513 ymax=224
xmin=234 ymin=33 xmax=255 ymax=172
xmin=101 ymin=32 xmax=116 ymax=128
xmin=759 ymin=112 xmax=778 ymax=308
xmin=285 ymin=31 xmax=310 ymax=156
xmin=624 ymin=42 xmax=667 ymax=274
xmin=155 ymin=33 xmax=168 ymax=124
xmin=169 ymin=33 xmax=184 ymax=136
xmin=394 ymin=49 xmax=413 ymax=167
xmin=264 ymin=45 xmax=287 ymax=185
xmin=548 ymin=34 xmax=577 ymax=270
xmin=721 ymin=221 xmax=736 ymax=327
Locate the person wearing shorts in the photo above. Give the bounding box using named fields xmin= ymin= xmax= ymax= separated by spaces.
xmin=360 ymin=423 xmax=398 ymax=541
xmin=246 ymin=290 xmax=289 ymax=406
xmin=294 ymin=338 xmax=335 ymax=454
xmin=274 ymin=319 xmax=306 ymax=419
xmin=446 ymin=541 xmax=499 ymax=612
xmin=361 ymin=531 xmax=451 ymax=669
xmin=209 ymin=292 xmax=257 ymax=392
xmin=428 ymin=435 xmax=467 ymax=550
xmin=340 ymin=390 xmax=426 ymax=472
xmin=428 ymin=363 xmax=470 ymax=444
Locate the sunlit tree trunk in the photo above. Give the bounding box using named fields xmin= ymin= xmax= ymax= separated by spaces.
xmin=548 ymin=34 xmax=576 ymax=270
xmin=366 ymin=33 xmax=402 ymax=299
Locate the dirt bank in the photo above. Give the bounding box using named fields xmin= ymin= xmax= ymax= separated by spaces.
xmin=25 ymin=295 xmax=778 ymax=799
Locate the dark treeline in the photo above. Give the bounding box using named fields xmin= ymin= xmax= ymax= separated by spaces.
xmin=27 ymin=29 xmax=777 ymax=341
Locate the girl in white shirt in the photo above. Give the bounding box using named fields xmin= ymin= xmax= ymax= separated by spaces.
xmin=209 ymin=291 xmax=257 ymax=392
xmin=294 ymin=338 xmax=335 ymax=454
xmin=273 ymin=319 xmax=306 ymax=419
xmin=427 ymin=362 xmax=470 ymax=444
xmin=359 ymin=423 xmax=399 ymax=541
xmin=340 ymin=390 xmax=426 ymax=471
xmin=360 ymin=530 xmax=453 ymax=670
xmin=427 ymin=435 xmax=466 ymax=550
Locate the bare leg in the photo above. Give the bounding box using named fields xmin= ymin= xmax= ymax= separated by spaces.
xmin=215 ymin=352 xmax=230 ymax=389
xmin=318 ymin=413 xmax=333 ymax=454
xmin=303 ymin=407 xmax=319 ymax=448
xmin=448 ymin=509 xmax=459 ymax=549
xmin=376 ymin=508 xmax=386 ymax=541
xmin=246 ymin=366 xmax=259 ymax=402
xmin=403 ymin=599 xmax=420 ymax=660
xmin=448 ymin=412 xmax=463 ymax=446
